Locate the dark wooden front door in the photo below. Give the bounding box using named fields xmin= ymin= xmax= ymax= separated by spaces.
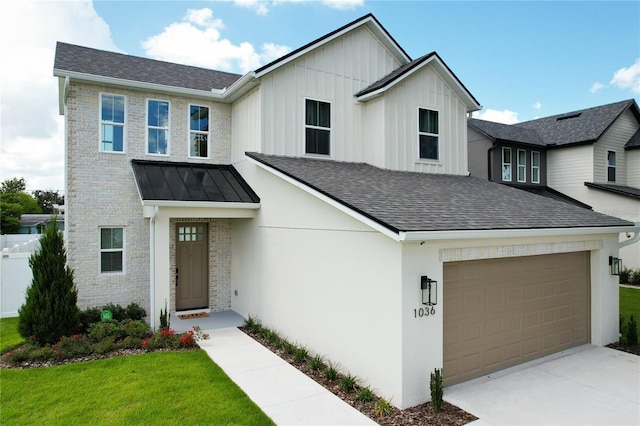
xmin=176 ymin=223 xmax=208 ymax=310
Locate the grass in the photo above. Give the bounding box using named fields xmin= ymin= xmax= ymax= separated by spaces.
xmin=0 ymin=319 xmax=274 ymax=425
xmin=1 ymin=317 xmax=23 ymax=352
xmin=620 ymin=287 xmax=640 ymax=322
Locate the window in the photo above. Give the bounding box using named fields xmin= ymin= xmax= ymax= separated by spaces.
xmin=502 ymin=147 xmax=512 ymax=181
xmin=418 ymin=108 xmax=439 ymax=160
xmin=531 ymin=151 xmax=540 ymax=184
xmin=517 ymin=149 xmax=526 ymax=182
xmin=100 ymin=227 xmax=124 ymax=273
xmin=147 ymin=99 xmax=169 ymax=155
xmin=607 ymin=151 xmax=616 ymax=182
xmin=189 ymin=105 xmax=209 ymax=158
xmin=100 ymin=94 xmax=125 ymax=152
xmin=305 ymin=99 xmax=331 ymax=155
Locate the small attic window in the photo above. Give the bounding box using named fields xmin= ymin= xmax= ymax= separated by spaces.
xmin=556 ymin=112 xmax=581 ymax=121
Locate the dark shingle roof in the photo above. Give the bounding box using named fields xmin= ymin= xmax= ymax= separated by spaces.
xmin=246 ymin=153 xmax=631 ymax=233
xmin=54 ymin=42 xmax=242 ymax=91
xmin=626 ymin=128 xmax=640 ymax=150
xmin=515 ymin=99 xmax=638 ymax=147
xmin=505 ymin=185 xmax=592 ymax=209
xmin=585 ymin=183 xmax=640 ymax=200
xmin=468 ymin=118 xmax=545 ymax=146
xmin=131 ymin=160 xmax=260 ymax=203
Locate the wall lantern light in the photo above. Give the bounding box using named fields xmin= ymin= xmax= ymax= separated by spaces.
xmin=420 ymin=276 xmax=437 ymax=306
xmin=609 ymin=256 xmax=622 ymax=276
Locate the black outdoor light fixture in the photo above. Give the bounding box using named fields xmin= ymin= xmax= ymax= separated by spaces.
xmin=609 ymin=256 xmax=622 ymax=276
xmin=420 ymin=276 xmax=437 ymax=306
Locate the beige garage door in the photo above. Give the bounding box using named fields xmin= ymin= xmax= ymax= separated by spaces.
xmin=443 ymin=251 xmax=590 ymax=386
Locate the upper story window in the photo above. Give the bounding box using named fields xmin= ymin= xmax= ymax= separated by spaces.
xmin=517 ymin=149 xmax=526 ymax=182
xmin=189 ymin=105 xmax=209 ymax=158
xmin=100 ymin=227 xmax=124 ymax=273
xmin=502 ymin=147 xmax=512 ymax=181
xmin=418 ymin=108 xmax=439 ymax=160
xmin=607 ymin=150 xmax=616 ymax=182
xmin=147 ymin=99 xmax=169 ymax=155
xmin=305 ymin=99 xmax=331 ymax=156
xmin=531 ymin=151 xmax=540 ymax=184
xmin=100 ymin=94 xmax=125 ymax=153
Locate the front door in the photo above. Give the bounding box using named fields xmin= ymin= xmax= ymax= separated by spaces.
xmin=176 ymin=223 xmax=208 ymax=310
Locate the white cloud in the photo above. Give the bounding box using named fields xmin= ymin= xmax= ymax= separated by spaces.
xmin=532 ymin=102 xmax=542 ymax=110
xmin=610 ymin=58 xmax=640 ymax=95
xmin=233 ymin=0 xmax=270 ymax=16
xmin=233 ymin=0 xmax=363 ymax=15
xmin=590 ymin=82 xmax=605 ymax=93
xmin=141 ymin=8 xmax=291 ymax=73
xmin=472 ymin=109 xmax=520 ymax=124
xmin=0 ymin=0 xmax=118 ymax=192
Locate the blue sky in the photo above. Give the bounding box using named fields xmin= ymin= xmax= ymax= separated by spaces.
xmin=1 ymin=0 xmax=639 ymax=191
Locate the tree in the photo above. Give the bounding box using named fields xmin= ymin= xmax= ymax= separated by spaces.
xmin=32 ymin=190 xmax=64 ymax=214
xmin=0 ymin=177 xmax=42 ymax=234
xmin=18 ymin=217 xmax=80 ymax=345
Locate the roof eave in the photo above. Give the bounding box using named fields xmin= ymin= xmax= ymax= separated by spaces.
xmin=53 ymin=68 xmax=229 ymax=100
xmin=399 ymin=224 xmax=638 ymax=242
xmin=141 ymin=200 xmax=261 ymax=209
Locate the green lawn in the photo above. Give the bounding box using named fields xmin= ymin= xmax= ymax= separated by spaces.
xmin=0 ymin=318 xmax=274 ymax=425
xmin=620 ymin=286 xmax=640 ymax=323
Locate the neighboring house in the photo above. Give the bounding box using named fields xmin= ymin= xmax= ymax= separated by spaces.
xmin=54 ymin=14 xmax=636 ymax=409
xmin=19 ymin=214 xmax=64 ymax=234
xmin=468 ymin=99 xmax=640 ymax=268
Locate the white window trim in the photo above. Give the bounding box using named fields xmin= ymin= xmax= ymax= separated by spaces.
xmin=146 ymin=98 xmax=171 ymax=156
xmin=531 ymin=151 xmax=540 ymax=184
xmin=417 ymin=106 xmax=440 ymax=162
xmin=99 ymin=227 xmax=125 ymax=274
xmin=502 ymin=147 xmax=512 ymax=182
xmin=303 ymin=97 xmax=333 ymax=158
xmin=607 ymin=150 xmax=616 ymax=182
xmin=188 ymin=104 xmax=210 ymax=159
xmin=517 ymin=149 xmax=527 ymax=183
xmin=99 ymin=93 xmax=126 ymax=154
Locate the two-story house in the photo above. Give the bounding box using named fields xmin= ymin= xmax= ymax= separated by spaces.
xmin=54 ymin=14 xmax=635 ymax=408
xmin=468 ymin=100 xmax=640 ymax=268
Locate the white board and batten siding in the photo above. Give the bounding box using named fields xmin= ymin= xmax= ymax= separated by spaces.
xmin=628 ymin=150 xmax=640 ymax=188
xmin=381 ymin=64 xmax=469 ymax=175
xmin=231 ymin=87 xmax=261 ymax=164
xmin=256 ymin=25 xmax=402 ymax=162
xmin=594 ymin=108 xmax=638 ymax=185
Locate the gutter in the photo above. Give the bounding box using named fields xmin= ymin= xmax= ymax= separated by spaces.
xmin=141 ymin=200 xmax=260 ymax=209
xmin=620 ymin=223 xmax=640 ymax=249
xmin=399 ymin=224 xmax=639 ymax=242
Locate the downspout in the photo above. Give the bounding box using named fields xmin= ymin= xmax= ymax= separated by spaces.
xmin=149 ymin=205 xmax=159 ymax=329
xmin=620 ymin=224 xmax=640 ymax=249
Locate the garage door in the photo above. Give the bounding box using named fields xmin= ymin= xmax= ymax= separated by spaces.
xmin=443 ymin=251 xmax=590 ymax=386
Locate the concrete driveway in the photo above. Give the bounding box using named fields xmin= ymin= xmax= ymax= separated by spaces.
xmin=445 ymin=345 xmax=639 ymax=425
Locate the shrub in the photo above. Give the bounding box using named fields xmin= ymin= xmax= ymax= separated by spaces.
xmin=340 ymin=373 xmax=358 ymax=392
xmin=627 ymin=316 xmax=638 ymax=347
xmin=293 ymin=345 xmax=309 ymax=363
xmin=620 ymin=267 xmax=633 ymax=285
xmin=430 ymin=368 xmax=444 ymax=413
xmin=56 ymin=334 xmax=93 ymax=358
xmin=159 ymin=300 xmax=170 ymax=330
xmin=631 ymin=268 xmax=640 ymax=286
xmin=88 ymin=321 xmax=126 ymax=342
xmin=79 ymin=303 xmax=147 ymax=333
xmin=18 ymin=218 xmax=80 ymax=345
xmin=281 ymin=339 xmax=297 ymax=356
xmin=124 ymin=303 xmax=146 ymax=321
xmin=324 ymin=362 xmax=340 ymax=381
xmin=308 ymin=354 xmax=325 ymax=371
xmin=374 ymin=397 xmax=393 ymax=417
xmin=357 ymin=386 xmax=375 ymax=402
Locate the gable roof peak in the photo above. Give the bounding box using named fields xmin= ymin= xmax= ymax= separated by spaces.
xmin=254 ymin=13 xmax=411 ymax=77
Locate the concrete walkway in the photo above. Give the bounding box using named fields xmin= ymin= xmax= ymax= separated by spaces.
xmin=198 ymin=327 xmax=377 ymax=426
xmin=446 ymin=344 xmax=640 ymax=426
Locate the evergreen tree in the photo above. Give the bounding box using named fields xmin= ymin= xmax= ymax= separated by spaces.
xmin=18 ymin=216 xmax=80 ymax=345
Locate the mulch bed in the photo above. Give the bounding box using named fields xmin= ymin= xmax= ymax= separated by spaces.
xmin=606 ymin=341 xmax=640 ymax=356
xmin=240 ymin=326 xmax=477 ymax=426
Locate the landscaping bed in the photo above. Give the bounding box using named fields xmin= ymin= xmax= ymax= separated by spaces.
xmin=240 ymin=322 xmax=477 ymax=426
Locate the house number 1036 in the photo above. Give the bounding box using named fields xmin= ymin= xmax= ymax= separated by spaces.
xmin=414 ymin=307 xmax=436 ymax=318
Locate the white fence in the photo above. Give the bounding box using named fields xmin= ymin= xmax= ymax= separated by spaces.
xmin=0 ymin=237 xmax=40 ymax=318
